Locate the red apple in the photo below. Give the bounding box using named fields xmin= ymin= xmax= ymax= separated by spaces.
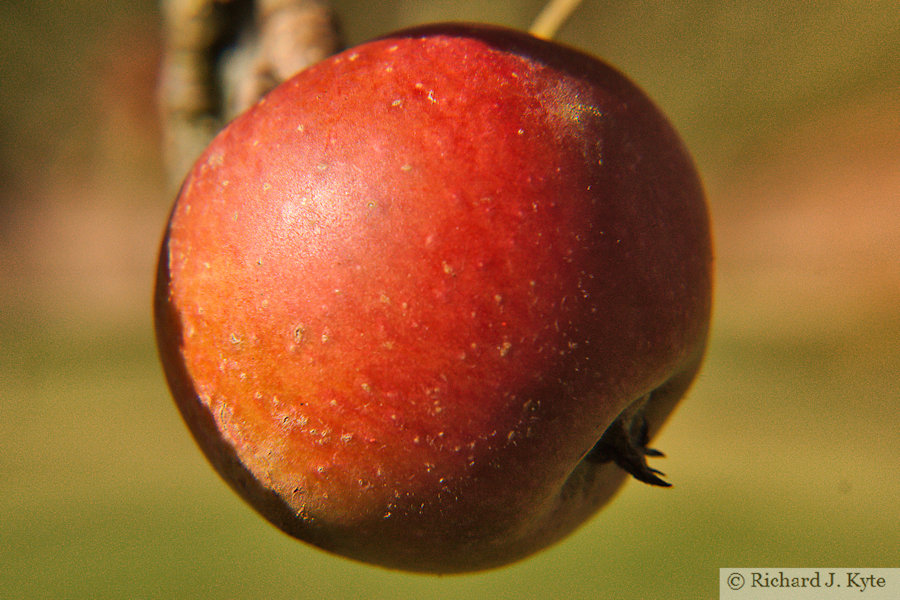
xmin=154 ymin=23 xmax=712 ymax=573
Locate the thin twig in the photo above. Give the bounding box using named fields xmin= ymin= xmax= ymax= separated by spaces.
xmin=529 ymin=0 xmax=584 ymax=39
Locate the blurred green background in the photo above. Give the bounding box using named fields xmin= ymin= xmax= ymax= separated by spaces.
xmin=2 ymin=1 xmax=897 ymax=598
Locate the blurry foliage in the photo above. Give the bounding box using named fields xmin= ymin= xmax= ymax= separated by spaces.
xmin=0 ymin=2 xmax=159 ymax=190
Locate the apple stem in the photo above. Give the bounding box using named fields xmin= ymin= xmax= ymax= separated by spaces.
xmin=529 ymin=0 xmax=584 ymax=39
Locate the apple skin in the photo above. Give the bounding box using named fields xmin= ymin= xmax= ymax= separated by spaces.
xmin=154 ymin=23 xmax=712 ymax=573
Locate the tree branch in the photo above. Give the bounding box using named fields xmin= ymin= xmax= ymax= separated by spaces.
xmin=158 ymin=0 xmax=341 ymax=190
